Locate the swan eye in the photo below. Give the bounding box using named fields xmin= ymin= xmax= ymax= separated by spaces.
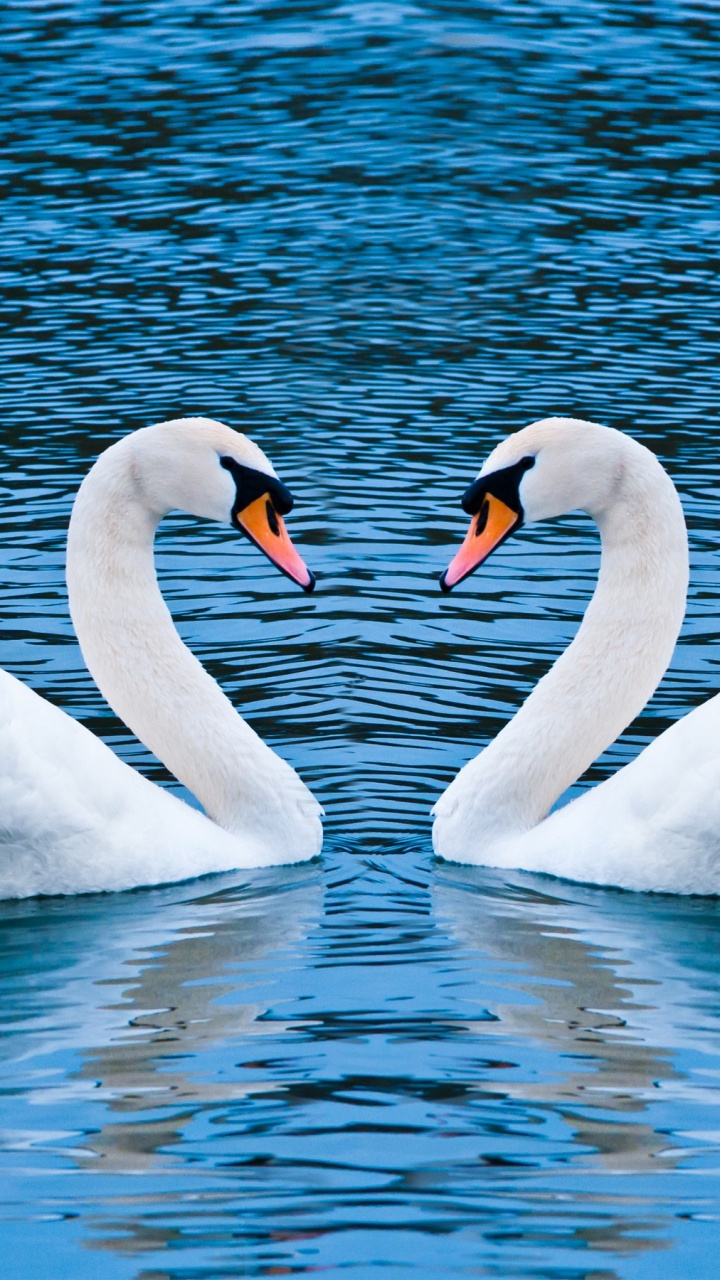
xmin=220 ymin=456 xmax=294 ymax=517
xmin=475 ymin=499 xmax=490 ymax=535
xmin=266 ymin=499 xmax=280 ymax=536
xmin=461 ymin=454 xmax=535 ymax=517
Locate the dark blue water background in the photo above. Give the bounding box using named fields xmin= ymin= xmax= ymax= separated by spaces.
xmin=1 ymin=1 xmax=720 ymax=1275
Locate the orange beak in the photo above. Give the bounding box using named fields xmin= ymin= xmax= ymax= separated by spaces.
xmin=440 ymin=492 xmax=520 ymax=592
xmin=235 ymin=493 xmax=315 ymax=592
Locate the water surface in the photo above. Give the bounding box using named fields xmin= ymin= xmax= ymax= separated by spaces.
xmin=1 ymin=1 xmax=720 ymax=1276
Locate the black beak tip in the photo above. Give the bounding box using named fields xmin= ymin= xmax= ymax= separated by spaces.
xmin=303 ymin=570 xmax=316 ymax=593
xmin=439 ymin=570 xmax=452 ymax=594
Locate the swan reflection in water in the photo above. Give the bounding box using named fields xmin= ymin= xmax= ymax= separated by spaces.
xmin=77 ymin=864 xmax=720 ymax=1270
xmin=0 ymin=866 xmax=321 ymax=1175
xmin=435 ymin=866 xmax=720 ymax=1177
xmin=78 ymin=878 xmax=323 ymax=1175
xmin=3 ymin=862 xmax=720 ymax=1271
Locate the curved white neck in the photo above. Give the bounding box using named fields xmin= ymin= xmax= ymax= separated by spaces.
xmin=66 ymin=434 xmax=301 ymax=841
xmin=449 ymin=442 xmax=689 ymax=842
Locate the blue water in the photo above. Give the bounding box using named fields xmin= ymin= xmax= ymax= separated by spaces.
xmin=2 ymin=0 xmax=720 ymax=1275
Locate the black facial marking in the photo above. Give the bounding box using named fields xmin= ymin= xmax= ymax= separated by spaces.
xmin=474 ymin=498 xmax=489 ymax=536
xmin=220 ymin=456 xmax=294 ymax=523
xmin=461 ymin=455 xmax=535 ymax=517
xmin=265 ymin=499 xmax=280 ymax=536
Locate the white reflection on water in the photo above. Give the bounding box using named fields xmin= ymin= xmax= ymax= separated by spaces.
xmin=436 ymin=867 xmax=720 ymax=1176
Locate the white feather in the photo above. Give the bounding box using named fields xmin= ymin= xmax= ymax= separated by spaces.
xmin=0 ymin=418 xmax=321 ymax=899
xmin=433 ymin=417 xmax=720 ymax=894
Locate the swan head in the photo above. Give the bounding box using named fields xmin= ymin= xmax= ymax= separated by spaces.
xmin=128 ymin=417 xmax=315 ymax=591
xmin=440 ymin=417 xmax=641 ymax=591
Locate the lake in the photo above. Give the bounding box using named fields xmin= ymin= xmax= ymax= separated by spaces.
xmin=1 ymin=1 xmax=720 ymax=1276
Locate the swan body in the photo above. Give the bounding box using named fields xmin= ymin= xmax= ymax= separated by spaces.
xmin=0 ymin=417 xmax=322 ymax=899
xmin=433 ymin=417 xmax=720 ymax=894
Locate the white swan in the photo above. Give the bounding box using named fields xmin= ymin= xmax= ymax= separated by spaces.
xmin=433 ymin=416 xmax=720 ymax=895
xmin=0 ymin=417 xmax=322 ymax=899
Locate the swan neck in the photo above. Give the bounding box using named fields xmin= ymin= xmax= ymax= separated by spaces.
xmin=65 ymin=436 xmax=290 ymax=839
xmin=458 ymin=445 xmax=689 ymax=839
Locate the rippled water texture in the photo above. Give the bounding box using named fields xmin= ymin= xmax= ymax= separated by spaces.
xmin=2 ymin=1 xmax=720 ymax=1276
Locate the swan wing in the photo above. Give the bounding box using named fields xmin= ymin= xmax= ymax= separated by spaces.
xmin=520 ymin=691 xmax=720 ymax=894
xmin=0 ymin=669 xmax=313 ymax=898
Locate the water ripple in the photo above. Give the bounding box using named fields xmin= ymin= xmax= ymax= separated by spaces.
xmin=2 ymin=0 xmax=720 ymax=1275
